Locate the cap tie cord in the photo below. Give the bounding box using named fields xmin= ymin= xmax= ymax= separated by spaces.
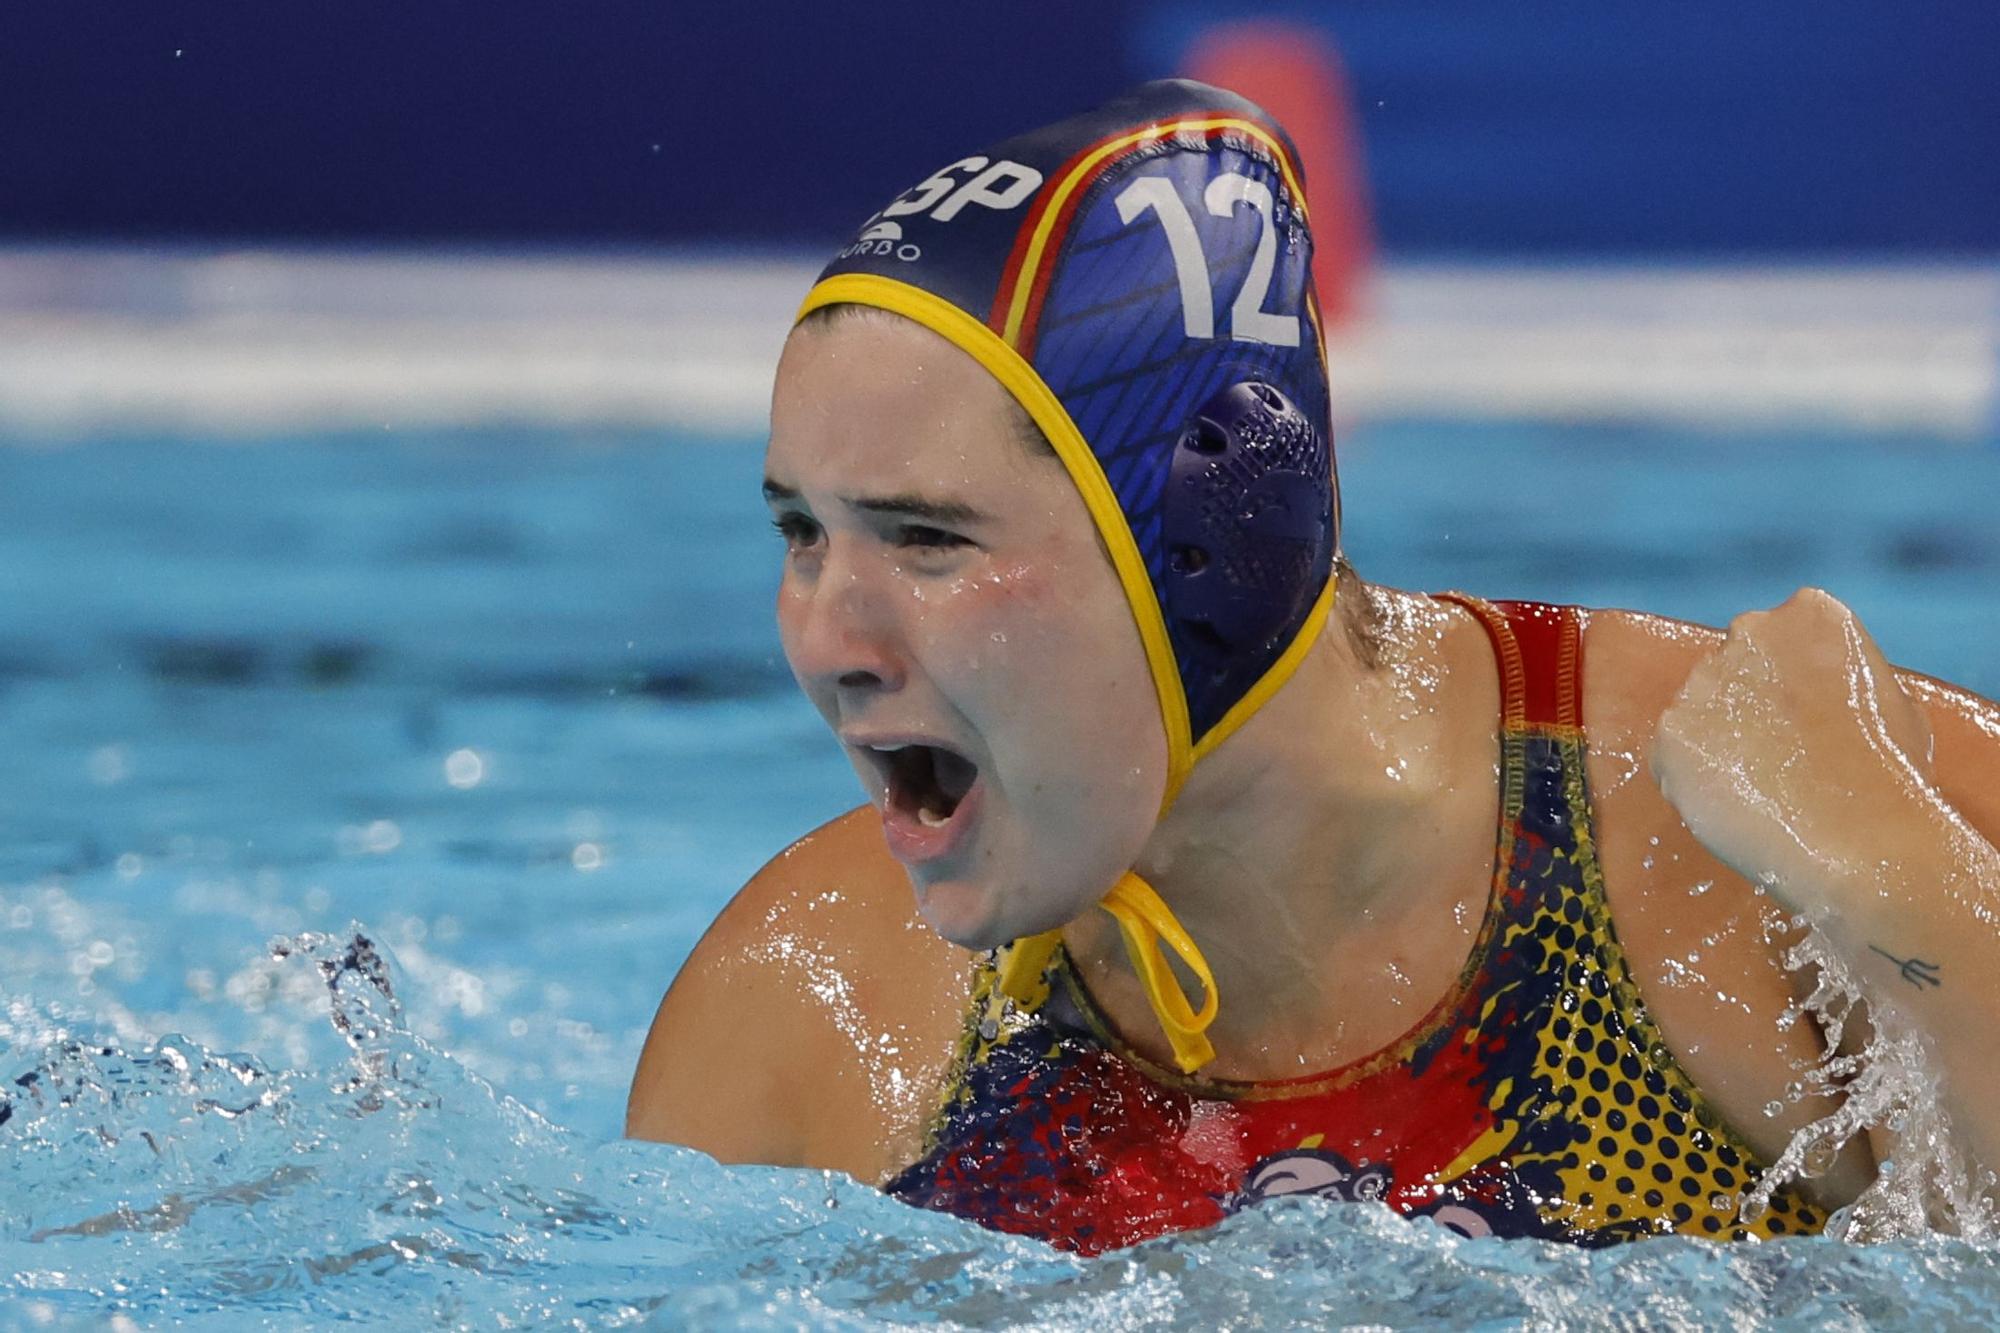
xmin=997 ymin=871 xmax=1219 ymax=1074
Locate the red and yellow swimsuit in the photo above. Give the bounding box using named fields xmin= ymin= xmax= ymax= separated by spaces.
xmin=886 ymin=597 xmax=1827 ymax=1253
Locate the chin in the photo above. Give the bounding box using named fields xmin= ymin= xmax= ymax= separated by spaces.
xmin=912 ymin=867 xmax=1099 ymax=953
xmin=912 ymin=878 xmax=1012 ymax=951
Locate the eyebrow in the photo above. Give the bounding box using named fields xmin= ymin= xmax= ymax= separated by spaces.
xmin=761 ymin=478 xmax=990 ymax=526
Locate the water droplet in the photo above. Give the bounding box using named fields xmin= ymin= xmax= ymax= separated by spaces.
xmin=444 ymin=748 xmax=486 ymax=789
xmin=1764 ymin=1100 xmax=1786 ymax=1117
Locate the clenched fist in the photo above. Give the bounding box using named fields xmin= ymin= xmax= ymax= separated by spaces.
xmin=1652 ymin=588 xmax=1936 ymax=918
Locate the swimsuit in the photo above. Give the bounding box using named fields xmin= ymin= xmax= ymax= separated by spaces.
xmin=885 ymin=596 xmax=1828 ymax=1253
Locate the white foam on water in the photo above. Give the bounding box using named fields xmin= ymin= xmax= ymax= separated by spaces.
xmin=1745 ymin=916 xmax=1997 ymax=1244
xmin=6 ymin=924 xmax=2000 ymax=1328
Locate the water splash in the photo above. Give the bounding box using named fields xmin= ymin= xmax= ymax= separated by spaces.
xmin=267 ymin=930 xmax=424 ymax=1108
xmin=4 ymin=924 xmax=2000 ymax=1328
xmin=1747 ymin=917 xmax=1997 ymax=1243
xmin=1 ymin=926 xmax=596 ymax=1320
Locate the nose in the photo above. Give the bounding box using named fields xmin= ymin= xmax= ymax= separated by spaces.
xmin=780 ymin=553 xmax=906 ymax=697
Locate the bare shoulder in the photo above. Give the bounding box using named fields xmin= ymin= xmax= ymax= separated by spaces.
xmin=1579 ymin=607 xmax=1719 ymax=709
xmin=1591 ymin=605 xmax=2000 ymax=835
xmin=625 ymin=805 xmax=976 ymax=1184
xmin=1577 ymin=608 xmax=1876 ymax=1207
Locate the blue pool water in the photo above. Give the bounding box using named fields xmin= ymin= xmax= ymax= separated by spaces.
xmin=2 ymin=421 xmax=1997 ymax=1327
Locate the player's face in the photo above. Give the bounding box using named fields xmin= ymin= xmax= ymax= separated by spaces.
xmin=766 ymin=313 xmax=1167 ymax=948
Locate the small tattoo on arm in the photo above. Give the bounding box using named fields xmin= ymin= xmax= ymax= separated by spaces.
xmin=1868 ymin=944 xmax=1942 ymax=990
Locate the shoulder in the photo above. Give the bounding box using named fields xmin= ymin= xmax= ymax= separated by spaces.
xmin=625 ymin=805 xmax=976 ymax=1183
xmin=1577 ymin=607 xmax=1718 ymax=723
xmin=1587 ymin=603 xmax=2000 ymax=832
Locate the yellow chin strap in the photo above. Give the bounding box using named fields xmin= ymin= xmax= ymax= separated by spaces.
xmin=997 ymin=873 xmax=1221 ymax=1074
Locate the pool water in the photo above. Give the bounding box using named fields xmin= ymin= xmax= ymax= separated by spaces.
xmin=1 ymin=421 xmax=1997 ymax=1328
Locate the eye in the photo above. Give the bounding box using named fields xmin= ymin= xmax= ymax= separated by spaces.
xmin=896 ymin=524 xmax=971 ymax=551
xmin=770 ymin=513 xmax=821 ymax=548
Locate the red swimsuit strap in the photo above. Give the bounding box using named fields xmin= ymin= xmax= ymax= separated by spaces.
xmin=1432 ymin=593 xmax=1584 ymax=733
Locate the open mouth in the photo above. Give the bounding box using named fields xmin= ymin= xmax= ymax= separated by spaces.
xmin=875 ymin=743 xmax=980 ymax=828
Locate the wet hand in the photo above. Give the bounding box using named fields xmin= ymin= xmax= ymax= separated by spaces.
xmin=1651 ymin=588 xmax=1937 ymax=916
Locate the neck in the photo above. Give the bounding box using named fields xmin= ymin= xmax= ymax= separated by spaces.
xmin=1061 ymin=584 xmax=1503 ymax=1076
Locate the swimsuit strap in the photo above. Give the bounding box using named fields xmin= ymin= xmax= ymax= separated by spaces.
xmin=1432 ymin=593 xmax=1584 ymax=733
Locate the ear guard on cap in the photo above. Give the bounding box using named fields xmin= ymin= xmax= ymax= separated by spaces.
xmin=1162 ymin=380 xmax=1336 ymax=741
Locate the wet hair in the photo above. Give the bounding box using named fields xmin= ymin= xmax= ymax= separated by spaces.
xmin=793 ymin=302 xmax=1056 ymax=459
xmin=1334 ymin=556 xmax=1384 ymax=669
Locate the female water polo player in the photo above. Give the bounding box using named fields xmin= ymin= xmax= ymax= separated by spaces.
xmin=628 ymin=81 xmax=2000 ymax=1250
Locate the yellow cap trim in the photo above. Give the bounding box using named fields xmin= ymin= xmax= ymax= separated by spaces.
xmin=998 ymin=117 xmax=1312 ymax=347
xmin=796 ymin=272 xmax=1194 ymax=810
xmin=997 ymin=871 xmax=1219 ymax=1074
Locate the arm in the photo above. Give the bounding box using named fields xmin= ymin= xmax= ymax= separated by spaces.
xmin=625 ymin=806 xmax=974 ymax=1183
xmin=1652 ymin=588 xmax=2000 ymax=1187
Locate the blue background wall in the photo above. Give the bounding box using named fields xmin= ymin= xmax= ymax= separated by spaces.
xmin=4 ymin=1 xmax=1995 ymax=254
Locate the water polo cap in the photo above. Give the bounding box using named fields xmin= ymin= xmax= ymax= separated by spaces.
xmin=795 ymin=79 xmax=1340 ymax=1072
